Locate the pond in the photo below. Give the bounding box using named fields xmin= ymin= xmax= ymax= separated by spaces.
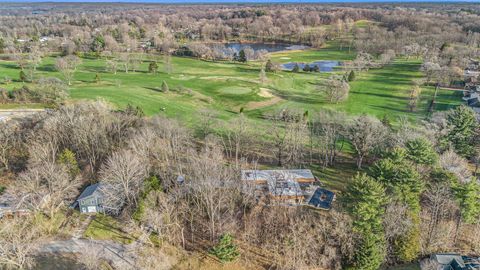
xmin=222 ymin=42 xmax=309 ymax=53
xmin=282 ymin=60 xmax=342 ymax=72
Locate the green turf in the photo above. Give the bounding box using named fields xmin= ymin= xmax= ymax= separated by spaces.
xmin=83 ymin=214 xmax=135 ymax=244
xmin=0 ymin=43 xmax=462 ymax=126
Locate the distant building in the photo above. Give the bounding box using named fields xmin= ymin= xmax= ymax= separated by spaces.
xmin=0 ymin=191 xmax=30 ymax=219
xmin=73 ymin=183 xmax=105 ymax=214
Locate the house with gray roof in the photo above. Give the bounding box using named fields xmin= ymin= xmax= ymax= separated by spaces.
xmin=241 ymin=169 xmax=335 ymax=208
xmin=73 ymin=183 xmax=105 ymax=214
xmin=430 ymin=253 xmax=480 ymax=270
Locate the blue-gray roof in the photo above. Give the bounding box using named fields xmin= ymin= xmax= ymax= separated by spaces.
xmin=308 ymin=188 xmax=335 ymax=209
xmin=77 ymin=183 xmax=102 ymax=201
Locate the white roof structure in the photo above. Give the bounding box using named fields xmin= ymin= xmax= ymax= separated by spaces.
xmin=241 ymin=169 xmax=314 ymax=182
xmin=241 ymin=169 xmax=314 ymax=198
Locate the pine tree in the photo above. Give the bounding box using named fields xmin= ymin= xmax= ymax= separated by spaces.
xmin=344 ymin=173 xmax=387 ymax=270
xmin=19 ymin=70 xmax=27 ymax=82
xmin=210 ymin=234 xmax=240 ymax=262
xmin=57 ymin=149 xmax=80 ymax=177
xmin=265 ymin=59 xmax=274 ymax=72
xmin=292 ymin=63 xmax=300 ymax=73
xmin=303 ymin=64 xmax=311 ymax=72
xmin=347 ymin=70 xmax=356 ymax=81
xmin=94 ymin=73 xmax=100 ymax=84
xmin=161 ymin=80 xmax=169 ymax=92
xmin=446 ymin=105 xmax=478 ymax=158
xmin=370 ymin=148 xmax=423 ymax=262
xmin=238 ymin=49 xmax=247 ymax=63
xmin=371 ymin=148 xmax=423 ymax=212
xmin=452 ymin=180 xmax=480 ymax=224
xmin=148 ymin=61 xmax=158 ymax=74
xmin=405 ymin=138 xmax=438 ymax=165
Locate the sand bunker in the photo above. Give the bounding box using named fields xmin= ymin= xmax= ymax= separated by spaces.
xmin=258 ymin=88 xmax=274 ymax=98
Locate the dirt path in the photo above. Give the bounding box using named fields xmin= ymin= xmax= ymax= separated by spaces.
xmin=0 ymin=109 xmax=44 ymax=122
xmin=38 ymin=239 xmax=137 ymax=270
xmin=72 ymin=216 xmax=93 ymax=240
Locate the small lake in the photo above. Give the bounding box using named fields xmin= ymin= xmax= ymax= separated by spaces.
xmin=282 ymin=60 xmax=342 ymax=72
xmin=222 ymin=43 xmax=309 ymax=53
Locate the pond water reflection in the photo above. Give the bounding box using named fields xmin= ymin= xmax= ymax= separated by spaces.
xmin=282 ymin=60 xmax=342 ymax=72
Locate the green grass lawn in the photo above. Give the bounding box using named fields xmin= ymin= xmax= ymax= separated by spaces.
xmin=83 ymin=214 xmax=136 ymax=244
xmin=0 ymin=42 xmax=462 ymax=127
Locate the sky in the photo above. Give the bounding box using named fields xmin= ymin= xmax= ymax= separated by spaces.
xmin=0 ymin=0 xmax=479 ymax=2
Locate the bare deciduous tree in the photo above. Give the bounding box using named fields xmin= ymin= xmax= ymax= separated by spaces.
xmin=55 ymin=55 xmax=81 ymax=85
xmin=320 ymin=75 xmax=350 ymax=103
xmin=347 ymin=115 xmax=387 ymax=169
xmin=311 ymin=110 xmax=347 ymax=167
xmin=15 ymin=161 xmax=81 ymax=217
xmin=0 ymin=122 xmax=18 ymax=171
xmin=99 ymin=149 xmax=148 ymax=215
xmin=184 ymin=145 xmax=242 ymax=240
xmin=0 ymin=217 xmax=41 ymax=270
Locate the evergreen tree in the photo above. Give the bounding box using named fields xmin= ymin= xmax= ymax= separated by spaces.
xmin=348 ymin=70 xmax=356 ymax=81
xmin=148 ymin=61 xmax=158 ymax=74
xmin=354 ymin=233 xmax=386 ymax=270
xmin=57 ymin=149 xmax=80 ymax=177
xmin=292 ymin=63 xmax=300 ymax=73
xmin=0 ymin=38 xmax=4 ymax=54
xmin=161 ymin=80 xmax=169 ymax=92
xmin=19 ymin=70 xmax=27 ymax=82
xmin=210 ymin=234 xmax=240 ymax=262
xmin=370 ymin=148 xmax=423 ymax=262
xmin=303 ymin=64 xmax=311 ymax=72
xmin=452 ymin=180 xmax=480 ymax=224
xmin=405 ymin=138 xmax=438 ymax=166
xmin=238 ymin=49 xmax=247 ymax=63
xmin=344 ymin=173 xmax=387 ymax=270
xmin=94 ymin=73 xmax=100 ymax=84
xmin=446 ymin=105 xmax=478 ymax=158
xmin=371 ymin=148 xmax=423 ymax=211
xmin=312 ymin=65 xmax=320 ymax=72
xmin=345 ymin=173 xmax=387 ymax=234
xmin=265 ymin=59 xmax=274 ymax=72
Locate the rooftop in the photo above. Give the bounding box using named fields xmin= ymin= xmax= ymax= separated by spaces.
xmin=307 ymin=188 xmax=335 ymax=210
xmin=77 ymin=183 xmax=103 ymax=201
xmin=241 ymin=169 xmax=314 ymax=182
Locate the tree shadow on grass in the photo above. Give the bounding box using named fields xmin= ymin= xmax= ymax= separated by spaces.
xmin=144 ymin=87 xmax=164 ymax=93
xmin=0 ymin=63 xmax=19 ymax=70
xmin=89 ymin=217 xmax=134 ymax=243
xmin=352 ymin=90 xmax=410 ymax=101
xmin=37 ymin=64 xmax=56 ymax=72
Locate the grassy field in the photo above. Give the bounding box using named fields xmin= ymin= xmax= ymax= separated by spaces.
xmin=84 ymin=214 xmax=136 ymax=244
xmin=0 ymin=42 xmax=462 ymax=127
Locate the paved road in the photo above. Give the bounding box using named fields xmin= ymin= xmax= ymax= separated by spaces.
xmin=0 ymin=109 xmax=44 ymax=122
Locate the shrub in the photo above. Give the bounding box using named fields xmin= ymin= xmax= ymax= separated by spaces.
xmin=210 ymin=233 xmax=240 ymax=262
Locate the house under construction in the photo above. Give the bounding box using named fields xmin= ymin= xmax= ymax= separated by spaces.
xmin=241 ymin=169 xmax=335 ymax=210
